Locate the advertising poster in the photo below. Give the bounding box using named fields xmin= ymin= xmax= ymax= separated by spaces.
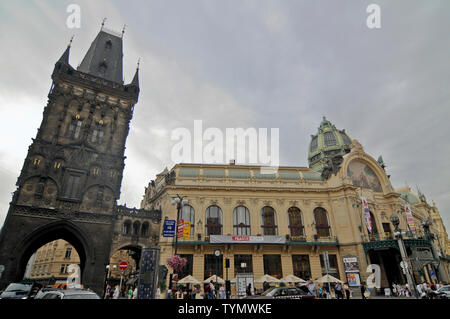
xmin=346 ymin=273 xmax=361 ymax=287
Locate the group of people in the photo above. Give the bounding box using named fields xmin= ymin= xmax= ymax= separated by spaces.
xmin=304 ymin=279 xmax=356 ymax=299
xmin=104 ymin=284 xmax=137 ymax=299
xmin=165 ymin=281 xmax=228 ymax=299
xmin=387 ymin=281 xmax=446 ymax=298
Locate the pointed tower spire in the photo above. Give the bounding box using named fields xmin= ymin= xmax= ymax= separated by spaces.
xmin=77 ymin=28 xmax=123 ymax=83
xmin=131 ymin=58 xmax=140 ymax=87
xmin=57 ymin=35 xmax=74 ymax=64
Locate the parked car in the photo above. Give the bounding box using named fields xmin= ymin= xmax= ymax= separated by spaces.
xmin=0 ymin=282 xmax=42 ymax=299
xmin=36 ymin=288 xmax=100 ymax=299
xmin=436 ymin=285 xmax=450 ymax=299
xmin=244 ymin=286 xmax=316 ymax=299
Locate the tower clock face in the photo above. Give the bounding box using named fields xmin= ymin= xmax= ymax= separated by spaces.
xmin=214 ymin=249 xmax=220 ymax=257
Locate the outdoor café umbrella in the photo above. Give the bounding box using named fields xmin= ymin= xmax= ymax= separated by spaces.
xmin=178 ymin=275 xmax=201 ymax=285
xmin=315 ymin=274 xmax=343 ymax=283
xmin=204 ymin=275 xmax=225 ymax=284
xmin=281 ymin=274 xmax=306 ymax=283
xmin=255 ymin=274 xmax=281 ymax=283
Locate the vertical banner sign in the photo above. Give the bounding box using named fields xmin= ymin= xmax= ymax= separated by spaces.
xmin=405 ymin=204 xmax=416 ymax=231
xmin=137 ymin=247 xmax=160 ymax=299
xmin=177 ymin=219 xmax=185 ymax=238
xmin=183 ymin=221 xmax=191 ymax=239
xmin=361 ymin=197 xmax=373 ymax=234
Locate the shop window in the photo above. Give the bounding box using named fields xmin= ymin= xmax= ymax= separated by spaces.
xmin=320 ymin=254 xmax=340 ymax=279
xmin=263 ymin=255 xmax=282 ymax=279
xmin=292 ymin=255 xmax=311 ymax=280
xmin=204 ymin=254 xmax=223 ymax=280
xmin=234 ymin=255 xmax=253 ymax=276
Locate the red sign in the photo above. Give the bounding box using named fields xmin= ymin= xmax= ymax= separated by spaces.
xmin=177 ymin=219 xmax=184 ymax=238
xmin=119 ymin=261 xmax=128 ymax=271
xmin=232 ymin=236 xmax=250 ymax=241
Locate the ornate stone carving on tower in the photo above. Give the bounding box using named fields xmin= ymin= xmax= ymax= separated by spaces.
xmin=0 ymin=26 xmax=158 ymax=295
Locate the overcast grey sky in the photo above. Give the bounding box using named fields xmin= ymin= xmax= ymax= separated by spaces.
xmin=0 ymin=0 xmax=449 ymax=231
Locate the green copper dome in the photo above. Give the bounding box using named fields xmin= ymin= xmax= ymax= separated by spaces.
xmin=308 ymin=117 xmax=352 ymax=171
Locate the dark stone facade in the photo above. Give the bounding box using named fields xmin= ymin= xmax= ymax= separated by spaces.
xmin=0 ymin=29 xmax=160 ymax=296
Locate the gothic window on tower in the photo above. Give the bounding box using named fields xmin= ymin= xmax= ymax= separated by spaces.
xmin=67 ymin=117 xmax=83 ymax=139
xmin=91 ymin=121 xmax=104 ymax=144
xmin=63 ymin=174 xmax=81 ymax=199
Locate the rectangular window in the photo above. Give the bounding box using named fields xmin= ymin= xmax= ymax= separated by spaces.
xmin=320 ymin=254 xmax=340 ymax=279
xmin=292 ymin=255 xmax=311 ymax=280
xmin=59 ymin=264 xmax=65 ymax=274
xmin=64 ymin=175 xmax=81 ymax=199
xmin=65 ymin=248 xmax=72 ymax=259
xmin=234 ymin=255 xmax=253 ymax=276
xmin=263 ymin=255 xmax=282 ymax=279
xmin=74 ymin=121 xmax=82 ymax=139
xmin=204 ymin=254 xmax=223 ymax=280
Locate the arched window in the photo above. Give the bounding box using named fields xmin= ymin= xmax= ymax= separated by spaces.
xmin=233 ymin=206 xmax=251 ymax=236
xmin=288 ymin=207 xmax=304 ymax=237
xmin=122 ymin=220 xmax=131 ymax=235
xmin=261 ymin=206 xmax=278 ymax=235
xmin=205 ymin=205 xmax=222 ymax=235
xmin=132 ymin=221 xmax=140 ymax=236
xmin=181 ymin=205 xmax=195 ymax=237
xmin=314 ymin=207 xmax=331 ymax=237
xmin=141 ymin=222 xmax=149 ymax=237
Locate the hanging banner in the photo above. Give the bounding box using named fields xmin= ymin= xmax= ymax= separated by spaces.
xmin=405 ymin=204 xmax=416 ymax=231
xmin=177 ymin=219 xmax=184 ymax=238
xmin=182 ymin=221 xmax=191 ymax=239
xmin=361 ymin=197 xmax=373 ymax=234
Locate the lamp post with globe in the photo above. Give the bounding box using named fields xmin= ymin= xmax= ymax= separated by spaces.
xmin=168 ymin=194 xmax=189 ymax=294
xmin=390 ymin=213 xmax=418 ymax=298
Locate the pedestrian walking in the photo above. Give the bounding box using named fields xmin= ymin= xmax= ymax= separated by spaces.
xmin=113 ymin=285 xmax=120 ymax=299
xmin=105 ymin=284 xmax=111 ymax=299
xmin=208 ymin=281 xmax=216 ymax=299
xmin=246 ymin=283 xmax=252 ymax=296
xmin=219 ymin=285 xmax=226 ymax=299
xmin=335 ymin=283 xmax=343 ymax=299
xmin=132 ymin=286 xmax=138 ymax=299
xmin=360 ymin=283 xmax=366 ymax=300
xmin=128 ymin=287 xmax=133 ymax=299
xmin=343 ymin=283 xmax=350 ymax=299
xmin=156 ymin=287 xmax=161 ymax=299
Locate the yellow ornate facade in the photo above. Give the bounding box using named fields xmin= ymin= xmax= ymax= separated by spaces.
xmin=142 ymin=124 xmax=450 ymax=295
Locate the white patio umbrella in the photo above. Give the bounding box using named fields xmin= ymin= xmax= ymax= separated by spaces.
xmin=315 ymin=274 xmax=343 ymax=283
xmin=281 ymin=274 xmax=306 ymax=283
xmin=255 ymin=274 xmax=281 ymax=283
xmin=177 ymin=275 xmax=201 ymax=285
xmin=204 ymin=275 xmax=225 ymax=284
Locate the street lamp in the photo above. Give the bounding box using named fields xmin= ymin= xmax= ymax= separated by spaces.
xmin=422 ymin=218 xmax=444 ymax=282
xmin=390 ymin=213 xmax=418 ymax=298
xmin=168 ymin=194 xmax=188 ymax=295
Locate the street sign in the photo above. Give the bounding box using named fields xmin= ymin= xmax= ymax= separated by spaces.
xmin=163 ymin=220 xmax=176 ymax=237
xmin=119 ymin=261 xmax=128 ymax=271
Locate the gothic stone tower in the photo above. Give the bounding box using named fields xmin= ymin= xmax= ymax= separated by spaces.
xmin=0 ymin=27 xmax=139 ymax=294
